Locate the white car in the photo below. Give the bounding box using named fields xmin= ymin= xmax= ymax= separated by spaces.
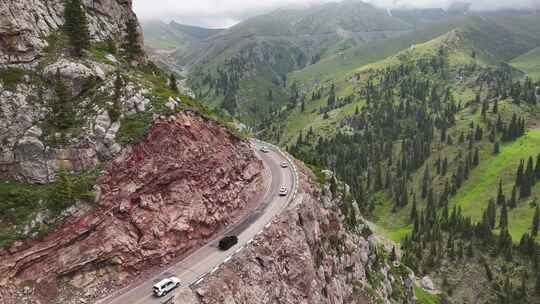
xmin=260 ymin=146 xmax=270 ymax=153
xmin=153 ymin=277 xmax=181 ymax=297
xmin=280 ymin=161 xmax=289 ymax=168
xmin=279 ymin=186 xmax=288 ymax=196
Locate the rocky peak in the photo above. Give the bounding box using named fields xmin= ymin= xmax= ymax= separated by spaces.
xmin=0 ymin=0 xmax=142 ymax=66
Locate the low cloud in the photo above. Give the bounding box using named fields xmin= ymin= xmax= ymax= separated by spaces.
xmin=134 ymin=0 xmax=539 ymax=28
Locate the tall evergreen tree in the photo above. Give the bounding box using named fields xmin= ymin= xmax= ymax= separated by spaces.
xmin=108 ymin=68 xmax=122 ymax=122
xmin=169 ymin=73 xmax=179 ymax=92
xmin=410 ymin=194 xmax=418 ymax=221
xmin=64 ymin=0 xmax=90 ymax=57
xmin=124 ymin=18 xmax=142 ymax=60
xmin=500 ymin=200 xmax=508 ymax=230
xmin=497 ymin=180 xmax=506 ymax=206
xmin=421 ymin=165 xmax=430 ymax=198
xmin=49 ymin=69 xmax=76 ymax=131
xmin=509 ymin=186 xmax=517 ymax=209
xmin=493 ymin=142 xmax=500 ymax=155
xmin=532 ymin=205 xmax=540 ymax=238
xmin=473 ymin=148 xmax=480 ymax=166
xmin=536 ymin=153 xmax=540 ymax=179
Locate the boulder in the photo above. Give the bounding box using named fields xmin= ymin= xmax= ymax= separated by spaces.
xmin=44 ymin=59 xmax=100 ymax=96
xmin=421 ymin=276 xmax=435 ymax=291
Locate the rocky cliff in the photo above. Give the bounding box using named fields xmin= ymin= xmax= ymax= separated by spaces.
xmin=0 ymin=111 xmax=264 ymax=304
xmin=0 ymin=0 xmax=142 ymax=66
xmin=0 ymin=0 xmax=146 ymax=184
xmin=175 ymin=165 xmax=415 ymax=304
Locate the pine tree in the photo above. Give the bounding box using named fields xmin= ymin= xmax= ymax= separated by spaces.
xmin=500 ymin=200 xmax=508 ymax=230
xmin=473 ymin=148 xmax=480 ymax=166
xmin=108 ymin=68 xmax=122 ymax=122
xmin=442 ymin=157 xmax=448 ymax=175
xmin=64 ymin=0 xmax=90 ymax=57
xmin=493 ymin=142 xmax=500 ymax=155
xmin=487 ymin=199 xmax=497 ymax=229
xmin=532 ymin=205 xmax=540 ymax=238
xmin=497 ymin=180 xmax=506 ymax=206
xmin=47 ymin=166 xmax=75 ymax=214
xmin=410 ymin=194 xmax=418 ymax=221
xmin=390 ymin=246 xmax=397 ymax=262
xmin=421 ymin=165 xmax=430 ymax=198
xmin=124 ymin=18 xmax=142 ymax=60
xmin=509 ymin=186 xmax=517 ymax=208
xmin=49 ymin=69 xmax=76 ymax=131
xmin=536 ymin=153 xmax=540 ymax=179
xmin=169 ymin=73 xmax=178 ymax=92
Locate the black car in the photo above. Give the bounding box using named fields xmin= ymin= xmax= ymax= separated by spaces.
xmin=218 ymin=235 xmax=238 ymax=250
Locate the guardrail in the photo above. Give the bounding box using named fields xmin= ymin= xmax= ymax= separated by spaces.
xmin=160 ymin=294 xmax=175 ymax=304
xmin=188 ymin=139 xmax=299 ymax=288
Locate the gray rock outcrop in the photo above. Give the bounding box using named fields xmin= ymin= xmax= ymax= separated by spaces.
xmin=0 ymin=0 xmax=143 ymax=66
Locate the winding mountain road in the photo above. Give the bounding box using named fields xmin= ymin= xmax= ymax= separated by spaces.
xmin=99 ymin=140 xmax=298 ymax=304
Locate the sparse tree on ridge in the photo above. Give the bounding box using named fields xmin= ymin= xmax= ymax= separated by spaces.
xmin=169 ymin=73 xmax=179 ymax=93
xmin=124 ymin=17 xmax=142 ymax=60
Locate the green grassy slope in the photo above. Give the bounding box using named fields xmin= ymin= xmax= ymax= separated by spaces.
xmin=511 ymin=47 xmax=540 ymax=80
xmin=265 ymin=11 xmax=540 ymax=304
xmin=290 ymin=14 xmax=540 ymax=88
xmin=276 ymin=25 xmax=540 ymax=243
xmin=289 ymin=17 xmax=465 ymax=86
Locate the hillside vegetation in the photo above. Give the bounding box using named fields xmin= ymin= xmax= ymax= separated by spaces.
xmin=263 ymin=17 xmax=540 ymax=301
xmin=511 ymin=47 xmax=540 ymax=80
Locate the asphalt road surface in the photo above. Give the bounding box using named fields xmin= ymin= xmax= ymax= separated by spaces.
xmin=99 ymin=140 xmax=297 ymax=304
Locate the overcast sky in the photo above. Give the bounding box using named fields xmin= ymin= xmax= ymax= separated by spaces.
xmin=133 ymin=0 xmax=540 ymax=28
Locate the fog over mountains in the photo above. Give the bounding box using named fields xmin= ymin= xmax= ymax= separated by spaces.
xmin=134 ymin=0 xmax=539 ymax=27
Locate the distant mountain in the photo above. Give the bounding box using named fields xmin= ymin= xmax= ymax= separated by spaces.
xmin=181 ymin=0 xmax=420 ymax=124
xmin=142 ymin=21 xmax=223 ymax=51
xmin=142 ymin=1 xmax=540 ymax=128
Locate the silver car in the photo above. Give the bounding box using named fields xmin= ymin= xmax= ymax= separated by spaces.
xmin=279 ymin=186 xmax=288 ymax=196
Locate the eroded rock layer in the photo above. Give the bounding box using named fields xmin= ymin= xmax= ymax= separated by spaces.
xmin=0 ymin=111 xmax=264 ymax=303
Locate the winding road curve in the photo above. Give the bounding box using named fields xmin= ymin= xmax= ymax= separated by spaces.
xmin=99 ymin=140 xmax=298 ymax=304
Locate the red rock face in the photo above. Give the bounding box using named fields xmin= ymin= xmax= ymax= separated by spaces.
xmin=0 ymin=111 xmax=263 ymax=303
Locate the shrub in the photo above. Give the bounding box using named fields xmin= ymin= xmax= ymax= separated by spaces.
xmin=0 ymin=67 xmax=26 ymax=90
